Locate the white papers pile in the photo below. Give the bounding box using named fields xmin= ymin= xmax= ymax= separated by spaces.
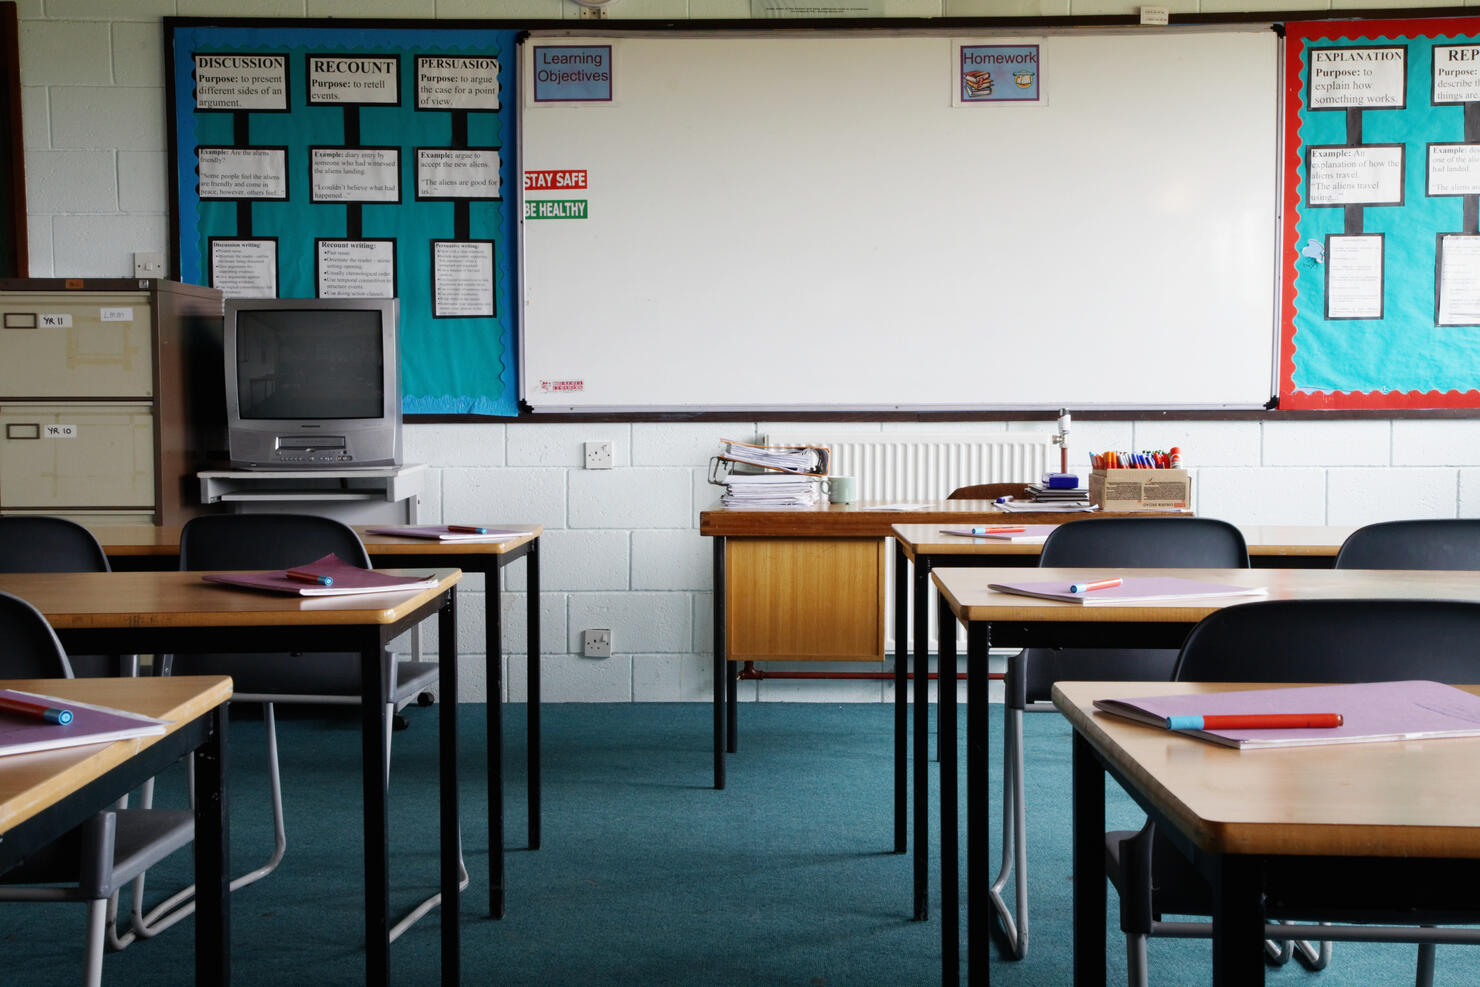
xmin=722 ymin=440 xmax=827 ymax=474
xmin=719 ymin=473 xmax=823 ymax=507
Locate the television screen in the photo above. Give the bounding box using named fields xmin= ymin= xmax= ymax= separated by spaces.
xmin=235 ymin=309 xmax=385 ymax=420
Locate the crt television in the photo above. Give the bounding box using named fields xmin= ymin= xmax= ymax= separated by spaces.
xmin=224 ymin=297 xmax=402 ymax=469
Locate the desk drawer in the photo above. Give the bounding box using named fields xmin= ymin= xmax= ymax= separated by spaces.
xmin=0 ymin=293 xmax=154 ymax=398
xmin=726 ymin=537 xmax=885 ymax=661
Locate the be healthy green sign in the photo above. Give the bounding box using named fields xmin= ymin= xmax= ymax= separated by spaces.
xmin=524 ymin=199 xmax=588 ymax=219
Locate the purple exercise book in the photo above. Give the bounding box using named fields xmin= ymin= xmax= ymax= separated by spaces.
xmin=0 ymin=688 xmax=167 ymax=757
xmin=987 ymin=576 xmax=1266 ymax=605
xmin=201 ymin=552 xmax=440 ymax=597
xmin=1093 ymin=680 xmax=1480 ymax=750
xmin=366 ymin=525 xmax=532 ymax=543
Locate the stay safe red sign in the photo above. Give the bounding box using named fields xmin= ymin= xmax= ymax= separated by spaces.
xmin=524 ymin=169 xmax=587 ymax=191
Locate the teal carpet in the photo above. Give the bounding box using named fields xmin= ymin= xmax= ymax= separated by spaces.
xmin=3 ymin=702 xmax=1477 ymax=984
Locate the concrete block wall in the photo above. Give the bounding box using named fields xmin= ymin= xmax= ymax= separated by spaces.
xmin=18 ymin=0 xmax=1480 ymax=703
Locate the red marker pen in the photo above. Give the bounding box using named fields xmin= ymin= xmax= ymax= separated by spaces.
xmin=1069 ymin=577 xmax=1123 ymax=594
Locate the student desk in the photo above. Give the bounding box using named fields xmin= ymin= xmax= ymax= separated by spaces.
xmin=930 ymin=566 xmax=1480 ymax=986
xmin=0 ymin=569 xmax=462 ymax=987
xmin=0 ymin=674 xmax=232 ymax=984
xmin=87 ymin=523 xmax=545 ymax=872
xmin=1054 ymin=679 xmax=1480 ymax=986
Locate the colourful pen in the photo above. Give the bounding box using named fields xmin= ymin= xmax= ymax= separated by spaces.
xmin=448 ymin=524 xmax=489 ymax=534
xmin=1069 ymin=577 xmax=1123 ymax=593
xmin=1166 ymin=713 xmax=1344 ymax=731
xmin=970 ymin=526 xmax=1025 ymax=535
xmin=286 ymin=569 xmax=333 ymax=587
xmin=0 ymin=695 xmax=73 ymax=725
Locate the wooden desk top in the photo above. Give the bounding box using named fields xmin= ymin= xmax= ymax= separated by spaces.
xmin=700 ymin=500 xmax=1173 ymax=538
xmin=0 ymin=569 xmax=461 ymax=629
xmin=83 ymin=524 xmax=542 ymax=559
xmin=0 ymin=675 xmax=232 ymax=834
xmin=891 ymin=523 xmax=1356 ymax=560
xmin=1054 ymin=680 xmax=1480 ymax=859
xmin=932 ymin=566 xmax=1480 ymax=624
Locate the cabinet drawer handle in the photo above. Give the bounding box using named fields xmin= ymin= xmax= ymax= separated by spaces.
xmin=5 ymin=424 xmax=40 ymax=440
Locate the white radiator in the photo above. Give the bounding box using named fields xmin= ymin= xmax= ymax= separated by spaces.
xmin=763 ymin=431 xmax=1054 ymax=500
xmin=764 ymin=432 xmax=1055 ymax=661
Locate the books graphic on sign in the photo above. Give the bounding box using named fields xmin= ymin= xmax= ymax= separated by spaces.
xmin=0 ymin=688 xmax=167 ymax=757
xmin=367 ymin=525 xmax=534 ymax=543
xmin=202 ymin=553 xmax=440 ymax=597
xmin=940 ymin=524 xmax=1054 ymax=543
xmin=987 ymin=576 xmax=1266 ymax=605
xmin=1093 ymin=680 xmax=1480 ymax=750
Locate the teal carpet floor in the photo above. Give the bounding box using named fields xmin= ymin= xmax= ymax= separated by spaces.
xmin=3 ymin=701 xmax=1478 ymax=985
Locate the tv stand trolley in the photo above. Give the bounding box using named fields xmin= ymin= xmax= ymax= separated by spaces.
xmin=198 ymin=463 xmax=426 ymax=524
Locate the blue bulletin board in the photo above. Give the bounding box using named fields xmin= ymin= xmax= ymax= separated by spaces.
xmin=165 ymin=19 xmax=520 ymax=417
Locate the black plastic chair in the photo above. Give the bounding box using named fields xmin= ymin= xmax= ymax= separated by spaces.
xmin=161 ymin=513 xmax=448 ymax=939
xmin=0 ymin=517 xmax=126 ymax=677
xmin=1335 ymin=518 xmax=1480 ymax=570
xmin=0 ymin=589 xmax=195 ymax=986
xmin=1106 ymin=597 xmax=1480 ymax=987
xmin=994 ymin=516 xmax=1249 ymax=960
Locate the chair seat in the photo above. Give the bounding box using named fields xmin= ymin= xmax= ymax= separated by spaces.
xmin=1 ymin=809 xmax=194 ymax=899
xmin=171 ymin=655 xmax=440 ymax=705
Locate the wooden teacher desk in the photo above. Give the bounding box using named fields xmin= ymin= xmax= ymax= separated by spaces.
xmin=930 ymin=565 xmax=1480 ymax=986
xmin=0 ymin=674 xmax=232 ymax=984
xmin=87 ymin=522 xmax=545 ymax=880
xmin=1055 ymin=680 xmax=1480 ymax=987
xmin=0 ymin=569 xmax=463 ymax=987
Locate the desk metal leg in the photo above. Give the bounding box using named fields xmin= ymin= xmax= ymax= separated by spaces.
xmin=489 ymin=571 xmax=506 ymax=919
xmin=894 ymin=542 xmax=908 ymax=855
xmin=1072 ymin=730 xmax=1107 ymax=987
xmin=439 ymin=591 xmax=461 ymax=984
xmin=527 ymin=539 xmax=541 ymax=851
xmin=194 ymin=704 xmax=230 ymax=986
xmin=966 ymin=620 xmax=989 ymax=983
xmin=713 ymin=536 xmax=726 ymax=789
xmin=911 ymin=558 xmax=933 ymax=920
xmin=1211 ymin=856 xmax=1267 ymax=986
xmin=361 ymin=642 xmax=392 ymax=987
xmin=938 ymin=597 xmax=959 ymax=985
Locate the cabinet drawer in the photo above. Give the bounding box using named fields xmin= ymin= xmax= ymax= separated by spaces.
xmin=0 ymin=293 xmax=153 ymax=398
xmin=0 ymin=404 xmax=154 ymax=509
xmin=725 ymin=537 xmax=885 ymax=661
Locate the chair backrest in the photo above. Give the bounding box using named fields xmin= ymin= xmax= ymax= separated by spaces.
xmin=1174 ymin=598 xmax=1480 ymax=684
xmin=1040 ymin=517 xmax=1250 ymax=569
xmin=0 ymin=516 xmax=110 ymax=573
xmin=179 ymin=513 xmax=371 ymax=571
xmin=0 ymin=590 xmax=73 ymax=679
xmin=1335 ymin=519 xmax=1480 ymax=571
xmin=948 ymin=482 xmax=1030 ymax=501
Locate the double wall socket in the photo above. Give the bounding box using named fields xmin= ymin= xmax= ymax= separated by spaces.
xmin=582 ymin=628 xmax=612 ymax=658
xmin=584 ymin=441 xmax=613 ymax=469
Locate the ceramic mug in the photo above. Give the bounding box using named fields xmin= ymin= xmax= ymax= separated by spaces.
xmin=827 ymin=475 xmax=858 ymax=504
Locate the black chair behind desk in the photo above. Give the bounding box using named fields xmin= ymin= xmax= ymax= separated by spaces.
xmin=1105 ymin=598 xmax=1480 ymax=987
xmin=165 ymin=513 xmax=446 ymax=937
xmin=995 ymin=517 xmax=1250 ymax=961
xmin=0 ymin=589 xmax=196 ymax=987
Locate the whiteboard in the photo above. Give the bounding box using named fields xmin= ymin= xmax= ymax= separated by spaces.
xmin=519 ymin=28 xmax=1280 ymax=412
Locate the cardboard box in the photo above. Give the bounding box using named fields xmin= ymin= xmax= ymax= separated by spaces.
xmin=1088 ymin=468 xmax=1190 ymax=511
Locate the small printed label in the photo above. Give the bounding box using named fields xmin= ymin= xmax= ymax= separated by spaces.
xmin=538 ymin=379 xmax=585 ymax=392
xmin=524 ymin=169 xmax=588 ymax=191
xmin=524 ymin=199 xmax=588 ymax=220
xmin=44 ymin=424 xmax=78 ymax=438
xmin=39 ymin=313 xmax=73 ymax=328
xmin=101 ymin=307 xmax=133 ymax=322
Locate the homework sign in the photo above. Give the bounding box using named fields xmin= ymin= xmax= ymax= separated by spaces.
xmin=959 ymin=43 xmax=1042 ymax=104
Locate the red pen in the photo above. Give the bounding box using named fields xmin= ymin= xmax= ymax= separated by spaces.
xmin=286 ymin=568 xmax=333 ymax=587
xmin=0 ymin=694 xmax=73 ymax=725
xmin=1069 ymin=577 xmax=1123 ymax=593
xmin=448 ymin=524 xmax=489 ymax=534
xmin=1166 ymin=713 xmax=1344 ymax=730
xmin=969 ymin=526 xmax=1026 ymax=535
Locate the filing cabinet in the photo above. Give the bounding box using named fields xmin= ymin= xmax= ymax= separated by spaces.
xmin=0 ymin=279 xmax=224 ymax=525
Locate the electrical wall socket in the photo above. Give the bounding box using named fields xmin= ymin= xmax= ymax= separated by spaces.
xmin=582 ymin=628 xmax=612 ymax=658
xmin=584 ymin=441 xmax=613 ymax=469
xmin=133 ymin=251 xmax=165 ymax=278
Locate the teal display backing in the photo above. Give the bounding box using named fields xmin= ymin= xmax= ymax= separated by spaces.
xmin=168 ymin=23 xmax=519 ymax=417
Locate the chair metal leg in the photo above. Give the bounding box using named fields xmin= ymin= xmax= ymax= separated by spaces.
xmin=84 ymin=898 xmax=108 ymax=987
xmin=988 ymin=705 xmax=1028 ymax=959
xmin=1416 ymin=938 xmax=1436 ymax=987
xmin=1126 ymin=931 xmax=1149 ymax=987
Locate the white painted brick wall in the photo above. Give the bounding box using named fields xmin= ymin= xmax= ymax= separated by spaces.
xmin=25 ymin=0 xmax=1480 ymax=705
